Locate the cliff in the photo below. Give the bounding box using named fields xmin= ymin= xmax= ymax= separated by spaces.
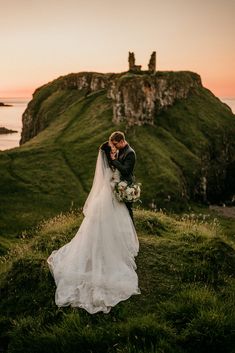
xmin=108 ymin=71 xmax=202 ymax=125
xmin=20 ymin=71 xmax=202 ymax=144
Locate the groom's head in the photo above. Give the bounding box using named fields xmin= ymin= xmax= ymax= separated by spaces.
xmin=109 ymin=131 xmax=127 ymax=150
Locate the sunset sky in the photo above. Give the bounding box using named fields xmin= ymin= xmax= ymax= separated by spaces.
xmin=0 ymin=0 xmax=234 ymax=98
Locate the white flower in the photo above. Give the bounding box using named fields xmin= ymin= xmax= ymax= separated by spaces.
xmin=113 ymin=180 xmax=141 ymax=203
xmin=126 ymin=188 xmax=133 ymax=195
xmin=119 ymin=181 xmax=128 ymax=188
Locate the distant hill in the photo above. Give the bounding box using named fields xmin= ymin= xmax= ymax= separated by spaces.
xmin=0 ymin=70 xmax=235 ymax=239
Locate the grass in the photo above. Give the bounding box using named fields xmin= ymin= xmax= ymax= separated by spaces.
xmin=0 ymin=208 xmax=235 ymax=353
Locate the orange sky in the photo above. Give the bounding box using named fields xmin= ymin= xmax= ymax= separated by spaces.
xmin=0 ymin=0 xmax=234 ymax=98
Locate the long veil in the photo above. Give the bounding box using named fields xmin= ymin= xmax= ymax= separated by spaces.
xmin=83 ymin=149 xmax=110 ymax=217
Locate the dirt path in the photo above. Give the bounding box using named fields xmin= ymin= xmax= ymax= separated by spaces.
xmin=209 ymin=205 xmax=235 ymax=219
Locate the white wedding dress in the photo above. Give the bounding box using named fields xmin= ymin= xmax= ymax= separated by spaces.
xmin=47 ymin=149 xmax=140 ymax=314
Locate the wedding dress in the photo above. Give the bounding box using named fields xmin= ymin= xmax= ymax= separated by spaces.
xmin=47 ymin=149 xmax=140 ymax=314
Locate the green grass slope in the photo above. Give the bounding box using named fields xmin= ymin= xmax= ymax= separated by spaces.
xmin=0 ymin=209 xmax=235 ymax=353
xmin=0 ymin=72 xmax=235 ymax=243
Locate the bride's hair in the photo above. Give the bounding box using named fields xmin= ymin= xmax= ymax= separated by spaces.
xmin=109 ymin=131 xmax=125 ymax=142
xmin=99 ymin=141 xmax=113 ymax=169
xmin=100 ymin=141 xmax=111 ymax=153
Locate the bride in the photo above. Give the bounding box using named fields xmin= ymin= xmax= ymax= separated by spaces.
xmin=47 ymin=139 xmax=140 ymax=314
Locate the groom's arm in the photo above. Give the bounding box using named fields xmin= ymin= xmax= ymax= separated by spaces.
xmin=111 ymin=152 xmax=135 ymax=177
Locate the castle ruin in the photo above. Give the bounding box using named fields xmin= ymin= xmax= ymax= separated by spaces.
xmin=128 ymin=51 xmax=156 ymax=73
xmin=148 ymin=51 xmax=156 ymax=73
xmin=128 ymin=52 xmax=142 ymax=72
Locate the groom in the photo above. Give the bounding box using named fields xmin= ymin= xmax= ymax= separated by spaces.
xmin=109 ymin=131 xmax=136 ymax=222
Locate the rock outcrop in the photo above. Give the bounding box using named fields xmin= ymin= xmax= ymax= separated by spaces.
xmin=0 ymin=127 xmax=17 ymax=134
xmin=20 ymin=72 xmax=113 ymax=144
xmin=0 ymin=102 xmax=12 ymax=107
xmin=60 ymin=72 xmax=112 ymax=92
xmin=108 ymin=71 xmax=201 ymax=125
xmin=20 ymin=70 xmax=202 ymax=144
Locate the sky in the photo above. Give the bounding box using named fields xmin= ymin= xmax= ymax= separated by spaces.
xmin=0 ymin=0 xmax=234 ymax=98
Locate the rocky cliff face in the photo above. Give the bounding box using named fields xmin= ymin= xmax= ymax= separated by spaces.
xmin=20 ymin=71 xmax=202 ymax=144
xmin=108 ymin=71 xmax=202 ymax=125
xmin=60 ymin=72 xmax=112 ymax=92
xmin=20 ymin=106 xmax=46 ymax=144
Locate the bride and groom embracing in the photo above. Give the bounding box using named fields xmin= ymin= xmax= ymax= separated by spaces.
xmin=47 ymin=131 xmax=141 ymax=314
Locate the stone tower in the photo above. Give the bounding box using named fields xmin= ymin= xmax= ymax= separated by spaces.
xmin=148 ymin=51 xmax=156 ymax=73
xmin=128 ymin=52 xmax=135 ymax=70
xmin=128 ymin=52 xmax=142 ymax=72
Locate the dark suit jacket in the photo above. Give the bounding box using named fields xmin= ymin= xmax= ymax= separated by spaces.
xmin=111 ymin=144 xmax=136 ymax=185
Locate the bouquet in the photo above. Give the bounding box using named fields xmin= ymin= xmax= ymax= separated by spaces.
xmin=114 ymin=180 xmax=141 ymax=203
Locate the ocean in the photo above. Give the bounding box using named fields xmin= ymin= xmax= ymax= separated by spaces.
xmin=0 ymin=97 xmax=234 ymax=151
xmin=0 ymin=97 xmax=30 ymax=151
xmin=222 ymin=98 xmax=235 ymax=114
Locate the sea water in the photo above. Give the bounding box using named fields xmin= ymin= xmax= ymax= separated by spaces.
xmin=221 ymin=98 xmax=235 ymax=114
xmin=0 ymin=97 xmax=30 ymax=151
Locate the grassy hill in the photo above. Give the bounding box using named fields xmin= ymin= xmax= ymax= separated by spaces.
xmin=0 ymin=209 xmax=235 ymax=353
xmin=0 ymin=71 xmax=235 ymax=247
